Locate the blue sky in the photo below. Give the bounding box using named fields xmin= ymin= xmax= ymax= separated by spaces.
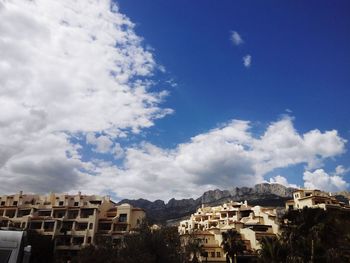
xmin=0 ymin=0 xmax=349 ymax=200
xmin=117 ymin=1 xmax=350 ymax=188
xmin=119 ymin=0 xmax=350 ymax=140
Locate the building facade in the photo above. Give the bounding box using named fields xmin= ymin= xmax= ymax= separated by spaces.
xmin=0 ymin=192 xmax=145 ymax=253
xmin=285 ymin=189 xmax=350 ymax=211
xmin=178 ymin=201 xmax=279 ymax=262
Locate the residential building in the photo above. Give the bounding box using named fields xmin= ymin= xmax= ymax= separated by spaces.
xmin=0 ymin=191 xmax=145 ymax=255
xmin=178 ymin=201 xmax=279 ymax=262
xmin=285 ymin=189 xmax=350 ymax=211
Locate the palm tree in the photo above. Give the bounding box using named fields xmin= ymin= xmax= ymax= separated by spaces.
xmin=221 ymin=229 xmax=245 ymax=263
xmin=258 ymin=236 xmax=286 ymax=263
xmin=184 ymin=232 xmax=205 ymax=263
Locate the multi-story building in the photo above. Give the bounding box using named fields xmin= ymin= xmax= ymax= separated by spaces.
xmin=0 ymin=191 xmax=145 ymax=254
xmin=285 ymin=189 xmax=350 ymax=211
xmin=178 ymin=201 xmax=279 ymax=262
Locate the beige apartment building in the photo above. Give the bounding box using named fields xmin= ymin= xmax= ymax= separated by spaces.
xmin=0 ymin=191 xmax=145 ymax=253
xmin=285 ymin=189 xmax=350 ymax=211
xmin=178 ymin=201 xmax=279 ymax=262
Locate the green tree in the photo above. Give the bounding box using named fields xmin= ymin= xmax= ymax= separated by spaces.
xmin=258 ymin=207 xmax=350 ymax=263
xmin=221 ymin=229 xmax=245 ymax=263
xmin=183 ymin=233 xmax=204 ymax=263
xmin=26 ymin=230 xmax=54 ymax=263
xmin=257 ymin=237 xmax=286 ymax=263
xmin=77 ymin=236 xmax=120 ymax=263
xmin=77 ymin=222 xmax=182 ymax=263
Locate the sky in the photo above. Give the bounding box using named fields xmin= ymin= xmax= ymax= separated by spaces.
xmin=0 ymin=0 xmax=349 ymax=201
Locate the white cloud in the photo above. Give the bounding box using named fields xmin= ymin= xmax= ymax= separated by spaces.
xmin=86 ymin=133 xmax=113 ymax=153
xmin=303 ymin=169 xmax=349 ymax=192
xmin=113 ymin=143 xmax=125 ymax=159
xmin=230 ymin=31 xmax=244 ymax=46
xmin=243 ymin=54 xmax=252 ymax=68
xmin=0 ymin=0 xmax=348 ymax=201
xmin=269 ymin=175 xmax=298 ymax=188
xmin=80 ymin=117 xmax=346 ymax=200
xmin=335 ymin=165 xmax=349 ymax=176
xmin=0 ymin=0 xmax=171 ymax=193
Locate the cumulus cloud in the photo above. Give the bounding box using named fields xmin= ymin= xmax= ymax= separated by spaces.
xmin=86 ymin=133 xmax=113 ymax=153
xmin=269 ymin=175 xmax=299 ymax=188
xmin=243 ymin=54 xmax=252 ymax=68
xmin=303 ymin=169 xmax=349 ymax=192
xmin=0 ymin=1 xmax=348 ymax=201
xmin=335 ymin=165 xmax=349 ymax=176
xmin=230 ymin=31 xmax=244 ymax=46
xmin=80 ymin=117 xmax=346 ymax=200
xmin=0 ymin=0 xmax=171 ymax=193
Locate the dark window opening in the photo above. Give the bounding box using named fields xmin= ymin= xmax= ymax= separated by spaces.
xmin=5 ymin=210 xmax=15 ymax=218
xmin=72 ymin=236 xmax=84 ymax=246
xmin=44 ymin=222 xmax=55 ymax=231
xmin=53 ymin=210 xmax=66 ymax=218
xmin=30 ymin=222 xmax=42 ymax=230
xmin=18 ymin=209 xmax=31 ymax=217
xmin=114 ymin=224 xmax=127 ymax=231
xmin=80 ymin=209 xmax=94 ymax=218
xmin=98 ymin=223 xmax=111 ymax=231
xmin=119 ymin=214 xmax=127 ymax=222
xmin=76 ymin=223 xmax=88 ymax=231
xmin=38 ymin=210 xmax=51 ymax=217
xmin=67 ymin=210 xmax=79 ymax=219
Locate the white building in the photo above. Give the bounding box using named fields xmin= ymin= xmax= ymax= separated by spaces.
xmin=179 ymin=201 xmax=279 ymax=261
xmin=0 ymin=192 xmax=145 ymax=257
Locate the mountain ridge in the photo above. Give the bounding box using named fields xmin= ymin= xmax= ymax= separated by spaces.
xmin=117 ymin=183 xmax=300 ymax=223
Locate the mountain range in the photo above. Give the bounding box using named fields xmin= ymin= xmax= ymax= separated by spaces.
xmin=117 ymin=183 xmax=350 ymax=224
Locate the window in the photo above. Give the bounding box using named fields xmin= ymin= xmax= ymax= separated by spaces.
xmin=81 ymin=209 xmax=94 ymax=218
xmin=1 ymin=201 xmax=5 ymax=206
xmin=5 ymin=210 xmax=15 ymax=218
xmin=58 ymin=201 xmax=64 ymax=206
xmin=44 ymin=222 xmax=54 ymax=231
xmin=72 ymin=236 xmax=84 ymax=246
xmin=18 ymin=209 xmax=31 ymax=217
xmin=211 ymin=252 xmax=215 ymax=258
xmin=74 ymin=202 xmax=79 ymax=206
xmin=119 ymin=214 xmax=127 ymax=222
xmin=13 ymin=201 xmax=18 ymax=206
xmin=98 ymin=223 xmax=111 ymax=231
xmin=53 ymin=210 xmax=66 ymax=218
xmin=30 ymin=222 xmax=42 ymax=230
xmin=67 ymin=210 xmax=79 ymax=219
xmin=38 ymin=210 xmax=51 ymax=217
xmin=89 ymin=223 xmax=93 ymax=229
xmin=76 ymin=223 xmax=88 ymax=231
xmin=216 ymin=252 xmax=221 ymax=258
